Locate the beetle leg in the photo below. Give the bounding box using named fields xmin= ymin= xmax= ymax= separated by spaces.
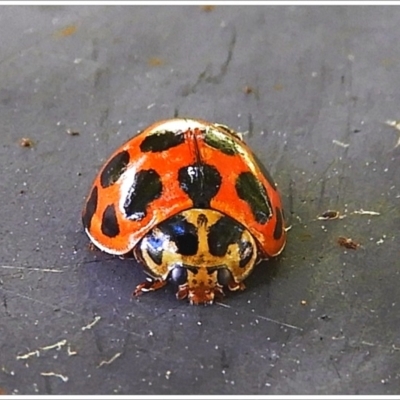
xmin=176 ymin=284 xmax=189 ymax=301
xmin=227 ymin=281 xmax=246 ymax=292
xmin=88 ymin=243 xmax=98 ymax=252
xmin=133 ymin=278 xmax=167 ymax=297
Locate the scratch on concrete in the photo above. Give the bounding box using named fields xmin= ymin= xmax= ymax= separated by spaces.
xmin=360 ymin=341 xmax=400 ymax=353
xmin=81 ymin=315 xmax=101 ymax=331
xmin=205 ymin=27 xmax=236 ymax=84
xmin=352 ymin=209 xmax=380 ymax=216
xmin=16 ymin=339 xmax=68 ymax=360
xmin=16 ymin=350 xmax=40 ymax=360
xmin=67 ymin=344 xmax=78 ymax=356
xmin=216 ymin=302 xmax=303 ymax=331
xmin=332 ymin=139 xmax=350 ymax=148
xmin=248 ymin=113 xmax=254 ymax=137
xmin=0 ymin=265 xmax=64 ymax=273
xmin=41 ymin=339 xmax=67 ymax=351
xmin=97 ymin=352 xmax=122 ymax=368
xmin=181 ymin=27 xmax=237 ymax=96
xmin=1 ymin=288 xmax=76 ymax=316
xmin=40 ymin=371 xmax=69 ymax=382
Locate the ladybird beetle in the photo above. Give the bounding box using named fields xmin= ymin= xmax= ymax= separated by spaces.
xmin=82 ymin=118 xmax=287 ymax=305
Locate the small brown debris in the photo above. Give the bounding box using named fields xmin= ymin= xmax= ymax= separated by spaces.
xmin=318 ymin=210 xmax=341 ymax=220
xmin=19 ymin=137 xmax=34 ymax=148
xmin=0 ymin=387 xmax=7 ymax=395
xmin=201 ymin=5 xmax=216 ymax=12
xmin=300 ymin=300 xmax=307 ymax=305
xmin=338 ymin=236 xmax=360 ymax=250
xmin=88 ymin=243 xmax=97 ymax=251
xmin=148 ymin=57 xmax=164 ymax=67
xmin=54 ymin=24 xmax=78 ymax=38
xmin=67 ymin=129 xmax=80 ymax=136
xmin=243 ymin=85 xmax=254 ymax=94
xmin=273 ymin=83 xmax=284 ymax=91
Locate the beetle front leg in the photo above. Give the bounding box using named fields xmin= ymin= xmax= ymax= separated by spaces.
xmin=133 ymin=277 xmax=168 ymax=297
xmin=227 ymin=281 xmax=246 ymax=292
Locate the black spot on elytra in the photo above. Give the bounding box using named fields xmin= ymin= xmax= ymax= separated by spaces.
xmin=253 ymin=153 xmax=277 ymax=190
xmin=140 ymin=131 xmax=185 ymax=152
xmin=100 ymin=150 xmax=130 ymax=188
xmin=273 ymin=207 xmax=284 ymax=240
xmin=204 ymin=129 xmax=238 ymax=155
xmin=207 ymin=216 xmax=244 ymax=257
xmin=158 ymin=214 xmax=199 ymax=256
xmin=123 ymin=169 xmax=162 ymax=221
xmin=178 ymin=164 xmax=221 ymax=208
xmin=235 ymin=171 xmax=272 ymax=224
xmin=82 ymin=186 xmax=98 ymax=231
xmin=101 ymin=204 xmax=120 ymax=238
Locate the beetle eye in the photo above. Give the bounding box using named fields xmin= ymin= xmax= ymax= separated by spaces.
xmin=217 ymin=268 xmax=233 ymax=286
xmin=170 ymin=266 xmax=188 ymax=285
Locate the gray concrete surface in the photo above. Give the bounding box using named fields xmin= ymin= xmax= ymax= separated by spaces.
xmin=0 ymin=5 xmax=399 ymax=395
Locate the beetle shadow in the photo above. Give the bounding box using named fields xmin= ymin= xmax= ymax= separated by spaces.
xmin=82 ymin=248 xmax=184 ymax=307
xmin=240 ymin=256 xmax=282 ymax=291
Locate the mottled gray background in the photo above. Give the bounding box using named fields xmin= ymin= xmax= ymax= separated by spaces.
xmin=0 ymin=5 xmax=399 ymax=395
